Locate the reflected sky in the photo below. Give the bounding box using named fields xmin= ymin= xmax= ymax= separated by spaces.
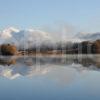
xmin=0 ymin=55 xmax=100 ymax=100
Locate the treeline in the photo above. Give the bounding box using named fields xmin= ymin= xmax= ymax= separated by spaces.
xmin=22 ymin=39 xmax=100 ymax=54
xmin=72 ymin=39 xmax=100 ymax=54
xmin=0 ymin=39 xmax=100 ymax=55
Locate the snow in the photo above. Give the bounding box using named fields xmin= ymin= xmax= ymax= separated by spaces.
xmin=0 ymin=27 xmax=100 ymax=49
xmin=0 ymin=27 xmax=52 ymax=49
xmin=76 ymin=32 xmax=100 ymax=41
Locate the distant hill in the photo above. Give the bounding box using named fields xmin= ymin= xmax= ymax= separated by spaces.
xmin=76 ymin=32 xmax=100 ymax=41
xmin=0 ymin=27 xmax=53 ymax=49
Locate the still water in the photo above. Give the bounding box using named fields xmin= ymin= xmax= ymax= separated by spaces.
xmin=0 ymin=55 xmax=100 ymax=100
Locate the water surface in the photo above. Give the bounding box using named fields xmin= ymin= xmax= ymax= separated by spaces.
xmin=0 ymin=55 xmax=100 ymax=100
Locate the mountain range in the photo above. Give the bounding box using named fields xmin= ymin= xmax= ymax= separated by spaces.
xmin=0 ymin=27 xmax=100 ymax=49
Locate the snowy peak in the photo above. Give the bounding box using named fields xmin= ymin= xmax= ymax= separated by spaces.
xmin=76 ymin=32 xmax=100 ymax=41
xmin=1 ymin=27 xmax=100 ymax=47
xmin=0 ymin=27 xmax=53 ymax=48
xmin=3 ymin=27 xmax=19 ymax=33
xmin=0 ymin=27 xmax=19 ymax=39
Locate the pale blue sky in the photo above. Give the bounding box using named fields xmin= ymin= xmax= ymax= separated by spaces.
xmin=0 ymin=0 xmax=100 ymax=32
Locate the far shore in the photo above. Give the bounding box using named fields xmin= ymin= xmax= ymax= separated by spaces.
xmin=0 ymin=52 xmax=100 ymax=58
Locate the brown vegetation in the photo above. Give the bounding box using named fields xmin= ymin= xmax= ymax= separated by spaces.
xmin=0 ymin=44 xmax=17 ymax=55
xmin=92 ymin=40 xmax=100 ymax=54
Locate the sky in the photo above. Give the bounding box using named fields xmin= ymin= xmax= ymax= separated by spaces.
xmin=0 ymin=0 xmax=100 ymax=32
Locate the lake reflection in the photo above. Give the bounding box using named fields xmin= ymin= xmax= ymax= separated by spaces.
xmin=0 ymin=55 xmax=100 ymax=100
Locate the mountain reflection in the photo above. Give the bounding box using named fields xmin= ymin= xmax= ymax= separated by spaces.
xmin=0 ymin=55 xmax=100 ymax=79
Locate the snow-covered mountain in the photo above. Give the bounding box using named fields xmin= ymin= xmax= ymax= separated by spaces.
xmin=1 ymin=27 xmax=100 ymax=49
xmin=76 ymin=32 xmax=100 ymax=41
xmin=0 ymin=27 xmax=53 ymax=49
